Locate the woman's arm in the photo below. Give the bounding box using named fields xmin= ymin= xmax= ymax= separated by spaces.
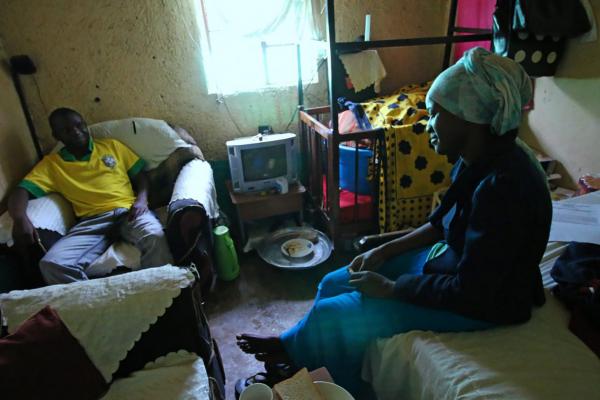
xmin=392 ymin=177 xmax=539 ymax=323
xmin=379 ymin=222 xmax=443 ymax=259
xmin=349 ymin=222 xmax=443 ymax=272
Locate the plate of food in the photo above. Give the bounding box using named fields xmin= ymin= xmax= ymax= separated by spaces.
xmin=257 ymin=227 xmax=333 ymax=269
xmin=281 ymin=238 xmax=314 ymax=258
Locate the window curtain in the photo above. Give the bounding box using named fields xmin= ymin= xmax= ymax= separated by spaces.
xmin=204 ymin=0 xmax=321 ymax=42
xmin=201 ymin=0 xmax=325 ymax=94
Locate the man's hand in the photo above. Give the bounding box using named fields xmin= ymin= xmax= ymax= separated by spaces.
xmin=349 ymin=271 xmax=395 ymax=298
xmin=347 ymin=247 xmax=387 ymax=273
xmin=128 ymin=199 xmax=149 ymax=221
xmin=12 ymin=216 xmax=39 ymax=248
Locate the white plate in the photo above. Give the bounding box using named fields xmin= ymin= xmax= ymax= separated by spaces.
xmin=314 ymin=381 xmax=355 ymax=400
xmin=281 ymin=238 xmax=314 ymax=258
xmin=257 ymin=227 xmax=333 ymax=269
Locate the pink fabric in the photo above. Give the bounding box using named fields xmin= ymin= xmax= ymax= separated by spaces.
xmin=338 ymin=110 xmax=360 ymax=134
xmin=454 ymin=0 xmax=495 ymax=61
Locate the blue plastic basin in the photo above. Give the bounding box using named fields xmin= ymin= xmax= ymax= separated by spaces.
xmin=338 ymin=144 xmax=373 ymax=195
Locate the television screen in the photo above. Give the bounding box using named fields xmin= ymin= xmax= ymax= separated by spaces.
xmin=241 ymin=144 xmax=288 ymax=182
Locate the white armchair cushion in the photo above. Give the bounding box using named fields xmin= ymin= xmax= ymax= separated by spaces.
xmin=170 ymin=159 xmax=219 ymax=219
xmin=0 ymin=194 xmax=76 ymax=246
xmin=0 ymin=266 xmax=195 ymax=382
xmin=102 ymin=351 xmax=210 ymax=400
xmin=89 ymin=118 xmax=191 ymax=170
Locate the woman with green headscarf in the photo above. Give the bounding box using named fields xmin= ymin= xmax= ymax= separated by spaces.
xmin=236 ymin=48 xmax=552 ymax=396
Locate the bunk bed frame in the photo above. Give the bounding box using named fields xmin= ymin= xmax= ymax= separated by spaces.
xmin=298 ymin=0 xmax=493 ymax=242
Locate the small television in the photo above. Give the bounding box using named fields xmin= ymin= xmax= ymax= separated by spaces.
xmin=227 ymin=133 xmax=298 ymax=193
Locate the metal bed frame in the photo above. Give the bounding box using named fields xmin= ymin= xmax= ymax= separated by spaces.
xmin=298 ymin=0 xmax=493 ymax=242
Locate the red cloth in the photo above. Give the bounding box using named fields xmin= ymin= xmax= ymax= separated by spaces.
xmin=322 ymin=176 xmax=374 ymax=223
xmin=0 ymin=306 xmax=108 ymax=400
xmin=454 ymin=0 xmax=495 ymax=61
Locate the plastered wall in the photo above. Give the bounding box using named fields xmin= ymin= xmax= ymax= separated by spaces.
xmin=0 ymin=0 xmax=448 ymax=161
xmin=335 ymin=0 xmax=449 ymax=93
xmin=0 ymin=39 xmax=38 ymax=206
xmin=2 ymin=0 xmax=596 ymax=187
xmin=520 ymin=0 xmax=600 ymax=187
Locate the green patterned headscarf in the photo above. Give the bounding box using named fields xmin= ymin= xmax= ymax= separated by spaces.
xmin=426 ymin=47 xmax=532 ymax=136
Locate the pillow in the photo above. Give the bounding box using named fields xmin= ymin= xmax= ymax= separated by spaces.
xmin=0 ymin=305 xmax=108 ymax=400
xmin=89 ymin=118 xmax=191 ymax=170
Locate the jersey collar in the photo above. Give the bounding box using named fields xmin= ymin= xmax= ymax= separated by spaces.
xmin=59 ymin=137 xmax=95 ymax=162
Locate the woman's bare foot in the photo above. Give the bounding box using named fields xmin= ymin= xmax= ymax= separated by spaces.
xmin=255 ymin=351 xmax=292 ymax=365
xmin=236 ymin=333 xmax=285 ymax=355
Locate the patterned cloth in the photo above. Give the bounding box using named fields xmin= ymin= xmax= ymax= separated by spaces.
xmin=426 ymin=47 xmax=532 ymax=136
xmin=346 ymin=82 xmax=454 ymax=232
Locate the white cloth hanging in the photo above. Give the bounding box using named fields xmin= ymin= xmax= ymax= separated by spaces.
xmin=339 ymin=50 xmax=387 ymax=93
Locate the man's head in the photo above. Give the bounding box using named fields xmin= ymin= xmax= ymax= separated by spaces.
xmin=425 ymin=47 xmax=531 ymax=162
xmin=48 ymin=108 xmax=90 ymax=151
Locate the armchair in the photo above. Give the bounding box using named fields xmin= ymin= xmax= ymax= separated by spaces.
xmin=0 ymin=265 xmax=226 ymax=399
xmin=0 ymin=118 xmax=219 ymax=292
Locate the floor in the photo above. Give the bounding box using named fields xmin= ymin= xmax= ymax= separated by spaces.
xmin=205 ymin=249 xmax=354 ymax=400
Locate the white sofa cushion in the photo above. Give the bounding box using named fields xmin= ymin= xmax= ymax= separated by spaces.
xmin=0 ymin=194 xmax=75 ymax=246
xmin=0 ymin=266 xmax=195 ymax=382
xmin=89 ymin=118 xmax=191 ymax=170
xmin=102 ymin=351 xmax=210 ymax=400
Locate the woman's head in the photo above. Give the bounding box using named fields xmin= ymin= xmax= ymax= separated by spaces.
xmin=426 ymin=47 xmax=531 ymax=161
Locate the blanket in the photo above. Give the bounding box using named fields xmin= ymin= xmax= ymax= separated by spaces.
xmin=345 ymin=82 xmax=454 ymax=232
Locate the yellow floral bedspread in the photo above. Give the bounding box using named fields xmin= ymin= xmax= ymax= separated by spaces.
xmin=349 ymin=82 xmax=453 ymax=232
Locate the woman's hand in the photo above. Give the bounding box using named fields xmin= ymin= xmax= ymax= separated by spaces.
xmin=349 ymin=271 xmax=395 ymax=299
xmin=347 ymin=247 xmax=387 ymax=273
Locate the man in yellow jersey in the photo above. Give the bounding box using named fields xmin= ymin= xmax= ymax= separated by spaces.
xmin=8 ymin=107 xmax=172 ymax=284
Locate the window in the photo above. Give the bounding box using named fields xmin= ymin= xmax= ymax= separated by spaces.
xmin=197 ymin=0 xmax=324 ymax=95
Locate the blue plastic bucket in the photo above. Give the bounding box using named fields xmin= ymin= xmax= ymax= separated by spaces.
xmin=338 ymin=144 xmax=373 ymax=195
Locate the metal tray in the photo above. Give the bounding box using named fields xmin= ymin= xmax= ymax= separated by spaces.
xmin=257 ymin=227 xmax=333 ymax=269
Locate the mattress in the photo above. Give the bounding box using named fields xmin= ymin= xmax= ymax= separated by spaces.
xmin=362 ymin=243 xmax=600 ymax=400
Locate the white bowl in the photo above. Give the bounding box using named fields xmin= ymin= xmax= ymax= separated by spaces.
xmin=281 ymin=238 xmax=314 ymax=258
xmin=314 ymin=381 xmax=355 ymax=400
xmin=240 ymin=383 xmax=273 ymax=400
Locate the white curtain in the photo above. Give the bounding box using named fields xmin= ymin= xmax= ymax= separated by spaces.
xmin=205 ymin=0 xmax=320 ymax=41
xmin=200 ymin=0 xmax=326 ymax=94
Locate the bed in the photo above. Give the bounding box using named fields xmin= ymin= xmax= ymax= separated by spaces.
xmin=361 ymin=242 xmax=600 ymax=399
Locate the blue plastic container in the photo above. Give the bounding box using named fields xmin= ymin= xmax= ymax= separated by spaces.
xmin=338 ymin=144 xmax=373 ymax=195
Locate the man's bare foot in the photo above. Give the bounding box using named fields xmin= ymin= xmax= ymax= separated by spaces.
xmin=236 ymin=333 xmax=285 ymax=355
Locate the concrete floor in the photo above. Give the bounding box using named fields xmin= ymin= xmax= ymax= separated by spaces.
xmin=205 ymin=249 xmax=354 ymax=400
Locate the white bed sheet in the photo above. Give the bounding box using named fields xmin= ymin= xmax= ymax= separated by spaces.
xmin=362 ymin=243 xmax=600 ymax=400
